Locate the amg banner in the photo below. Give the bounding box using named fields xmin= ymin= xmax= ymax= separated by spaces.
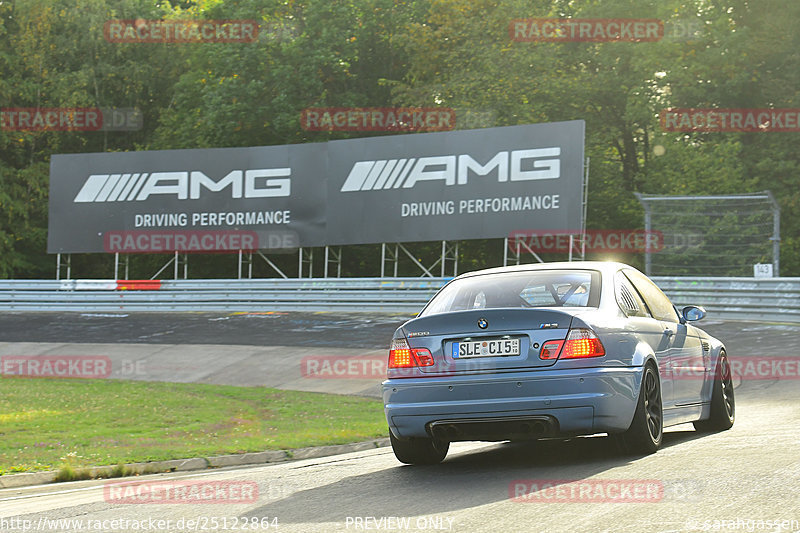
xmin=48 ymin=144 xmax=328 ymax=254
xmin=327 ymin=121 xmax=584 ymax=245
xmin=48 ymin=121 xmax=584 ymax=253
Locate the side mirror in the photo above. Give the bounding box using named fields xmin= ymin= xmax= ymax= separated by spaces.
xmin=682 ymin=305 xmax=706 ymax=322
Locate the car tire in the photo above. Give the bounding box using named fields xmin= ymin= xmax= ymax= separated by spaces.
xmin=693 ymin=352 xmax=735 ymax=432
xmin=615 ymin=363 xmax=663 ymax=455
xmin=389 ymin=432 xmax=449 ymax=465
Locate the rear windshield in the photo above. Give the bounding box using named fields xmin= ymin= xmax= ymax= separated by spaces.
xmin=420 ymin=270 xmax=601 ymax=316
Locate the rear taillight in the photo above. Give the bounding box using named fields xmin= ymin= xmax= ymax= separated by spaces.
xmin=540 ymin=329 xmax=605 ymax=360
xmin=561 ymin=329 xmax=605 ymax=358
xmin=539 ymin=340 xmax=564 ymax=360
xmin=388 ymin=338 xmax=434 ymax=368
xmin=389 ymin=338 xmax=414 ymax=367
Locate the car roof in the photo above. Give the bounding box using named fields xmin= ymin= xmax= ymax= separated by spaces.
xmin=452 ymin=261 xmax=640 ymax=280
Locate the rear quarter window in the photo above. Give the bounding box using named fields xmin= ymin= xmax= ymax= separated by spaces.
xmin=623 ymin=269 xmax=680 ymax=322
xmin=615 ymin=271 xmax=650 ymax=318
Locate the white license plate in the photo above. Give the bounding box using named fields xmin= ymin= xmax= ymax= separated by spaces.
xmin=452 ymin=338 xmax=520 ymax=358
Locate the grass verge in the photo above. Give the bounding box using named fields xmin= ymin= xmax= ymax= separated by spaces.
xmin=0 ymin=377 xmax=387 ymax=475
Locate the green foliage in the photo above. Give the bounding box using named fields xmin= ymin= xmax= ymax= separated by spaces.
xmin=0 ymin=162 xmax=49 ymax=277
xmin=53 ymin=463 xmax=92 ymax=482
xmin=109 ymin=462 xmax=133 ymax=477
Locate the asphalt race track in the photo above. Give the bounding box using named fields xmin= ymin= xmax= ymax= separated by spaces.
xmin=0 ymin=311 xmax=408 ymax=348
xmin=1 ymin=312 xmax=798 ymax=353
xmin=0 ymin=312 xmax=412 ymax=397
xmin=1 ymin=313 xmax=799 ymax=532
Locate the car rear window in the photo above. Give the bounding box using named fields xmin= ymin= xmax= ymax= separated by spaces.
xmin=420 ymin=270 xmax=601 ymax=316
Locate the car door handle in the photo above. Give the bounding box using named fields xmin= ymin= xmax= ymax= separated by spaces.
xmin=663 ymin=329 xmax=674 ymax=337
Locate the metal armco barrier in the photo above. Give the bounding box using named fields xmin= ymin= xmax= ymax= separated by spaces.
xmin=0 ymin=278 xmax=449 ymax=313
xmin=0 ymin=277 xmax=798 ymax=322
xmin=652 ymin=277 xmax=800 ymax=323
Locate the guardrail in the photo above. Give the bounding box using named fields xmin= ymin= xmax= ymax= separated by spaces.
xmin=0 ymin=278 xmax=448 ymax=313
xmin=652 ymin=277 xmax=800 ymax=324
xmin=0 ymin=277 xmax=798 ymax=322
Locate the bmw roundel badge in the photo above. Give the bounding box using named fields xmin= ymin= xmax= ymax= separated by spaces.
xmin=477 ymin=318 xmax=488 ymax=329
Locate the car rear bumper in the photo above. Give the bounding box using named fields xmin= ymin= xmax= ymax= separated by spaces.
xmin=382 ymin=366 xmax=643 ymax=439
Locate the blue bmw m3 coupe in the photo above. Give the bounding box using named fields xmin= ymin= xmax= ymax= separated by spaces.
xmin=382 ymin=261 xmax=735 ymax=464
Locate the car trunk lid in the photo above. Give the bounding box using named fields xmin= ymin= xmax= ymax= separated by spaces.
xmin=401 ymin=309 xmax=574 ymax=374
